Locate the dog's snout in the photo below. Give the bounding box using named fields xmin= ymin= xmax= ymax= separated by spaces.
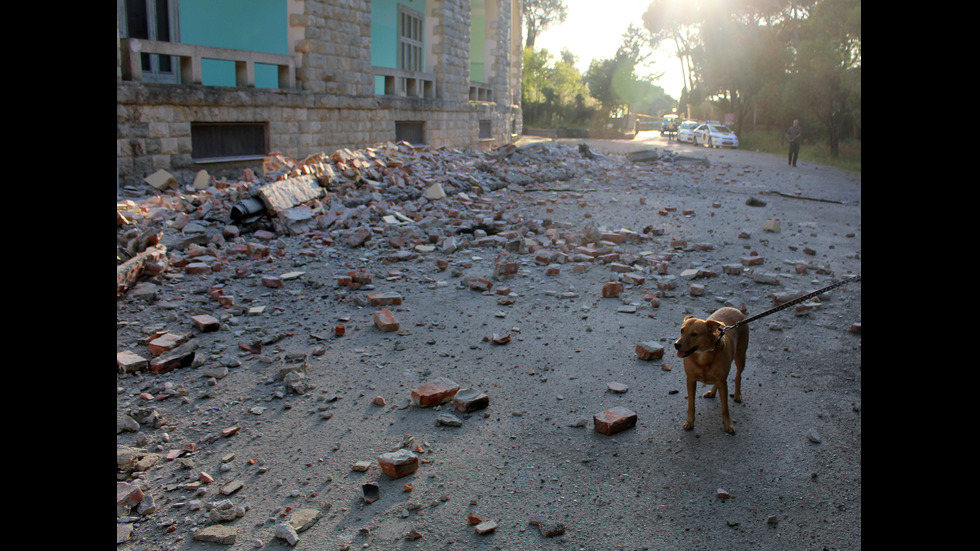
xmin=673 ymin=341 xmax=682 ymax=350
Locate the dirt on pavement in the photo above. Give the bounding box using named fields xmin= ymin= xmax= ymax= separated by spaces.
xmin=117 ymin=130 xmax=861 ymax=550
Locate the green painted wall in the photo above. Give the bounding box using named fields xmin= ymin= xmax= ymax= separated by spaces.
xmin=179 ymin=0 xmax=287 ymax=88
xmin=371 ymin=0 xmax=427 ymax=94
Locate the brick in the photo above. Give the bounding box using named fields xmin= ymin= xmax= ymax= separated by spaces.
xmin=117 ymin=350 xmax=148 ymax=373
xmin=593 ymin=407 xmax=637 ymax=435
xmin=184 ymin=262 xmax=212 ymax=275
xmin=602 ymin=281 xmax=624 ymax=297
xmin=722 ymin=263 xmax=744 ymax=275
xmin=191 ymin=314 xmax=220 ymax=333
xmin=149 ymin=342 xmax=197 ymax=374
xmin=690 ymin=283 xmax=705 ymax=296
xmin=463 ymin=276 xmax=493 ymax=292
xmin=453 ymin=388 xmax=489 ymax=413
xmin=609 ymin=262 xmax=632 ymax=273
xmin=412 ymin=377 xmax=460 ymax=407
xmin=147 ymin=331 xmax=190 ymax=355
xmin=378 ymin=449 xmax=419 ymax=478
xmin=635 ymin=341 xmax=665 ymax=360
xmin=373 ymin=309 xmax=399 ymax=332
xmin=741 ymin=256 xmax=764 ymax=266
xmin=367 ymin=292 xmax=403 ymax=306
xmin=117 ymin=482 xmax=144 ymax=507
xmin=261 ymin=276 xmax=283 ymax=288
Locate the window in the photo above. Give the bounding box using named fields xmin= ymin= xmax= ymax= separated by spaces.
xmin=191 ymin=122 xmax=268 ymax=162
xmin=395 ymin=121 xmax=424 ymax=146
xmin=119 ymin=0 xmax=180 ymax=83
xmin=398 ymin=6 xmax=424 ymax=72
xmin=479 ymin=120 xmax=491 ymax=140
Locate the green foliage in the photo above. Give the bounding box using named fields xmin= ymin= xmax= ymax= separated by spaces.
xmin=640 ymin=0 xmax=860 ymax=159
xmin=522 ymin=47 xmax=595 ymax=128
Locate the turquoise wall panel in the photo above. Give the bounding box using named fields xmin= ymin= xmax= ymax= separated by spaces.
xmin=371 ymin=0 xmax=427 ymax=94
xmin=179 ymin=0 xmax=287 ymax=88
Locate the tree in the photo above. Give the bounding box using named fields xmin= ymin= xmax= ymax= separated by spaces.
xmin=642 ymin=0 xmax=704 ymax=115
xmin=696 ymin=12 xmax=790 ymax=135
xmin=523 ymin=0 xmax=568 ymax=49
xmin=583 ymin=25 xmax=666 ymax=124
xmin=789 ymin=0 xmax=860 ymax=156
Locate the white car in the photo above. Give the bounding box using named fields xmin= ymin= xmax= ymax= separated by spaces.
xmin=676 ymin=120 xmax=699 ymax=144
xmin=692 ymin=123 xmax=739 ymax=148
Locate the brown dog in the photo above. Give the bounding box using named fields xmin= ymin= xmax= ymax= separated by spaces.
xmin=673 ymin=307 xmax=749 ymax=434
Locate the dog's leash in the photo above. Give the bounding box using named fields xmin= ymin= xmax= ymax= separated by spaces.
xmin=719 ymin=274 xmax=861 ymax=335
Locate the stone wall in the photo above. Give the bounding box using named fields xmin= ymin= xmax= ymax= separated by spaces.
xmin=116 ymin=0 xmax=522 ymax=189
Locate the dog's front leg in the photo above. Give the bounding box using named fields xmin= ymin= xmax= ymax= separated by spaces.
xmin=683 ymin=378 xmax=697 ymax=430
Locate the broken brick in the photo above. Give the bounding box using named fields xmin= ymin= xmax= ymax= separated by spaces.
xmin=261 ymin=276 xmax=283 ymax=288
xmin=635 ymin=341 xmax=665 ymax=361
xmin=378 ymin=449 xmax=419 ymax=478
xmin=373 ymin=309 xmax=399 ymax=332
xmin=367 ymin=292 xmax=403 ymax=306
xmin=412 ymin=377 xmax=460 ymax=407
xmin=453 ymin=388 xmax=489 ymax=413
xmin=117 ymin=482 xmax=144 ymax=507
xmin=602 ymin=281 xmax=624 ymax=297
xmin=117 ymin=350 xmax=148 ymax=373
xmin=147 ymin=331 xmax=190 ymax=355
xmin=191 ymin=314 xmax=220 ymax=333
xmin=593 ymin=407 xmax=637 ymax=435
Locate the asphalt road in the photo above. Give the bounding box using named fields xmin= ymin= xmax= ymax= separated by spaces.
xmin=117 ymin=131 xmax=861 ymax=550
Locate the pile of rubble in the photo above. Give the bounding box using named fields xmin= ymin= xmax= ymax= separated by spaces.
xmin=116 ymin=141 xmax=676 ymax=298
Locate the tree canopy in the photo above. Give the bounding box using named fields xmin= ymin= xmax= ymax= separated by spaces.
xmin=640 ymin=0 xmax=859 ymax=155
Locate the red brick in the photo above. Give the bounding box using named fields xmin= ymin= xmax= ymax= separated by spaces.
xmin=147 ymin=332 xmax=190 ymax=355
xmin=191 ymin=314 xmax=220 ymax=333
xmin=593 ymin=407 xmax=637 ymax=435
xmin=373 ymin=309 xmax=399 ymax=332
xmin=411 ymin=377 xmax=460 ymax=407
xmin=602 ymin=281 xmax=624 ymax=298
xmin=741 ymin=256 xmax=764 ymax=266
xmin=367 ymin=292 xmax=403 ymax=306
xmin=117 ymin=482 xmax=144 ymax=507
xmin=635 ymin=341 xmax=665 ymax=360
xmin=117 ymin=350 xmax=148 ymax=373
xmin=378 ymin=449 xmax=419 ymax=478
xmin=261 ymin=276 xmax=283 ymax=288
xmin=690 ymin=284 xmax=705 ymax=296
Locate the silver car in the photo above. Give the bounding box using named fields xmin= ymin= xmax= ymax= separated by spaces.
xmin=676 ymin=121 xmax=699 ymax=144
xmin=693 ymin=123 xmax=739 ymax=148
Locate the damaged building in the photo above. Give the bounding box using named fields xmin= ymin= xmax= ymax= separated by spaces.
xmin=116 ymin=0 xmax=524 ymax=189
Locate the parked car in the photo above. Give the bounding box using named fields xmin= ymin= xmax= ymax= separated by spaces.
xmin=676 ymin=120 xmax=699 ymax=144
xmin=660 ymin=114 xmax=679 ymax=135
xmin=692 ymin=123 xmax=739 ymax=148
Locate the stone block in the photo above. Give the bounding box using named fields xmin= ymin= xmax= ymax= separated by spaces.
xmin=593 ymin=407 xmax=637 ymax=435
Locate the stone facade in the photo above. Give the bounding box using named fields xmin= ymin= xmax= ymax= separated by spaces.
xmin=117 ymin=0 xmax=523 ymax=188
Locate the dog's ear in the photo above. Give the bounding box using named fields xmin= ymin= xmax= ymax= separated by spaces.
xmin=683 ymin=315 xmax=694 ymax=322
xmin=705 ymin=319 xmax=725 ymax=336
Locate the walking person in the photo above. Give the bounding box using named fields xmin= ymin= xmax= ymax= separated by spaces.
xmin=786 ymin=120 xmax=802 ymax=167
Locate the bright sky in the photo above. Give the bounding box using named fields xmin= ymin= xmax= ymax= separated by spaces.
xmin=530 ymin=0 xmax=685 ymax=101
